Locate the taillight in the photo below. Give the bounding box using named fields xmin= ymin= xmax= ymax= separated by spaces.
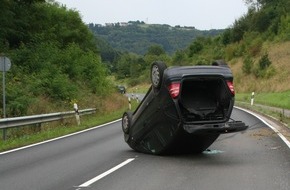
xmin=227 ymin=81 xmax=235 ymax=95
xmin=168 ymin=82 xmax=180 ymax=99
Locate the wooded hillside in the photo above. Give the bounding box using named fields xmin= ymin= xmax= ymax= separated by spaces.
xmin=0 ymin=0 xmax=109 ymax=117
xmin=1 ymin=0 xmax=289 ymax=118
xmin=89 ymin=22 xmax=223 ymax=55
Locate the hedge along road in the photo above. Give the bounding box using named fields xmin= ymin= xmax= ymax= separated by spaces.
xmin=0 ymin=108 xmax=289 ymax=190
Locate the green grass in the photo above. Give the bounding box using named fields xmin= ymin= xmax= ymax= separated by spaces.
xmin=235 ymin=102 xmax=290 ymax=128
xmin=0 ymin=101 xmax=139 ymax=152
xmin=236 ymin=91 xmax=290 ymax=127
xmin=236 ymin=91 xmax=290 ymax=109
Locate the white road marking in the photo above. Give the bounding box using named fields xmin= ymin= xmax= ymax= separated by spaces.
xmin=235 ymin=106 xmax=290 ymax=149
xmin=0 ymin=119 xmax=121 ymax=155
xmin=77 ymin=158 xmax=135 ymax=188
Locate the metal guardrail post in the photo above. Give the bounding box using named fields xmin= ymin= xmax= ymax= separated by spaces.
xmin=2 ymin=128 xmax=6 ymax=141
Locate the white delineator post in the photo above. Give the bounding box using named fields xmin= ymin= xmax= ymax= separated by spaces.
xmin=251 ymin=92 xmax=255 ymax=106
xmin=74 ymin=103 xmax=81 ymax=125
xmin=128 ymin=97 xmax=131 ymax=110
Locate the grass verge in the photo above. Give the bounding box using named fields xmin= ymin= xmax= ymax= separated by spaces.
xmin=235 ymin=102 xmax=290 ymax=128
xmin=0 ymin=96 xmax=139 ymax=153
xmin=236 ymin=91 xmax=290 ymax=110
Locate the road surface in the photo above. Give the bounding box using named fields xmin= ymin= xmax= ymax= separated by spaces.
xmin=0 ymin=108 xmax=289 ymax=190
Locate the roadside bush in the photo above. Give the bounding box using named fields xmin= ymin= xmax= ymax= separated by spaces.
xmin=242 ymin=56 xmax=254 ymax=75
xmin=277 ymin=15 xmax=290 ymax=40
xmin=244 ymin=33 xmax=263 ymax=56
xmin=224 ymin=43 xmax=241 ymax=60
xmin=253 ymin=53 xmax=275 ymax=78
xmin=259 ymin=53 xmax=271 ymax=70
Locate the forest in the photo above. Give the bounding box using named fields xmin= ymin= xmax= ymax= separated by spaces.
xmin=104 ymin=0 xmax=290 ymax=90
xmin=0 ymin=0 xmax=290 ymax=118
xmin=0 ymin=0 xmax=109 ymax=117
xmin=89 ymin=22 xmax=223 ymax=55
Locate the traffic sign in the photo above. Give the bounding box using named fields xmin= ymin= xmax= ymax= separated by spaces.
xmin=0 ymin=56 xmax=11 ymax=72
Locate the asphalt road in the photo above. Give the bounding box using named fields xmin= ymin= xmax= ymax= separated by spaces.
xmin=0 ymin=108 xmax=289 ymax=190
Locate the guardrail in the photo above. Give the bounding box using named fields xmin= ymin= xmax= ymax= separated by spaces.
xmin=0 ymin=108 xmax=96 ymax=140
xmin=236 ymin=101 xmax=290 ymax=118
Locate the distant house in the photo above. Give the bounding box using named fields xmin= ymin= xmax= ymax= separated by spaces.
xmin=105 ymin=23 xmax=114 ymax=27
xmin=119 ymin=22 xmax=129 ymax=27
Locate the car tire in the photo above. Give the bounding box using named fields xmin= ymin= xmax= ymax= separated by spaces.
xmin=151 ymin=61 xmax=167 ymax=90
xmin=122 ymin=112 xmax=132 ymax=134
xmin=212 ymin=60 xmax=229 ymax=68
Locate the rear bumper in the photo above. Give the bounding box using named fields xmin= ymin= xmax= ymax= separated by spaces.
xmin=183 ymin=121 xmax=248 ymax=134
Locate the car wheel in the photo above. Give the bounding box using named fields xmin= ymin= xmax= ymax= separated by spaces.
xmin=212 ymin=60 xmax=229 ymax=68
xmin=151 ymin=61 xmax=167 ymax=90
xmin=122 ymin=112 xmax=132 ymax=134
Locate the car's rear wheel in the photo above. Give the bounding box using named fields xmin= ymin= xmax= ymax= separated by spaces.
xmin=151 ymin=61 xmax=167 ymax=90
xmin=122 ymin=112 xmax=133 ymax=142
xmin=122 ymin=112 xmax=132 ymax=134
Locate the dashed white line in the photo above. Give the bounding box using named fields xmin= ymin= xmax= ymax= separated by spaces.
xmin=77 ymin=158 xmax=135 ymax=188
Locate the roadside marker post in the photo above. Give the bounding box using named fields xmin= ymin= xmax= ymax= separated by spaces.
xmin=74 ymin=103 xmax=81 ymax=125
xmin=128 ymin=97 xmax=131 ymax=110
xmin=251 ymin=92 xmax=255 ymax=106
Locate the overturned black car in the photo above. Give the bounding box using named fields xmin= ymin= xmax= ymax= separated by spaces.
xmin=122 ymin=61 xmax=247 ymax=155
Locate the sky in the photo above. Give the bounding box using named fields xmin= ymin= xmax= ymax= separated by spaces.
xmin=56 ymin=0 xmax=248 ymax=30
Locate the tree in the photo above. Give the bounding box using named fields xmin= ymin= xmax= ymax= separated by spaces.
xmin=146 ymin=45 xmax=166 ymax=56
xmin=242 ymin=56 xmax=254 ymax=74
xmin=244 ymin=0 xmax=262 ymax=10
xmin=172 ymin=50 xmax=188 ymax=66
xmin=188 ymin=40 xmax=203 ymax=57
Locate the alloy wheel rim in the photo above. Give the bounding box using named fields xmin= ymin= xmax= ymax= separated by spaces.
xmin=122 ymin=115 xmax=129 ymax=132
xmin=152 ymin=65 xmax=160 ymax=87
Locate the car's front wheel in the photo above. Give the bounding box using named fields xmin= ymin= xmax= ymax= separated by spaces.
xmin=151 ymin=61 xmax=167 ymax=91
xmin=122 ymin=112 xmax=132 ymax=142
xmin=122 ymin=112 xmax=132 ymax=134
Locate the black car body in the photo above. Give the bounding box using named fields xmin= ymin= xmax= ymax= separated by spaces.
xmin=122 ymin=61 xmax=247 ymax=155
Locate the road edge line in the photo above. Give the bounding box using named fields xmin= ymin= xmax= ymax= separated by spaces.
xmin=0 ymin=119 xmax=121 ymax=155
xmin=235 ymin=106 xmax=290 ymax=149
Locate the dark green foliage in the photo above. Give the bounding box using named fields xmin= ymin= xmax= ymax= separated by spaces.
xmin=189 ymin=40 xmax=203 ymax=57
xmin=221 ymin=29 xmax=232 ymax=45
xmin=89 ymin=23 xmax=224 ymax=55
xmin=115 ymin=53 xmax=143 ymax=79
xmin=94 ymin=36 xmax=121 ymax=68
xmin=278 ymin=15 xmax=290 ymax=40
xmin=176 ymin=0 xmax=289 ymax=70
xmin=146 ymin=45 xmax=166 ymax=56
xmin=226 ymin=0 xmax=290 ymax=44
xmin=231 ymin=17 xmax=248 ymax=42
xmin=258 ymin=53 xmax=271 ymax=70
xmin=253 ymin=53 xmax=275 ymax=78
xmin=0 ymin=1 xmax=109 ymax=117
xmin=242 ymin=56 xmax=254 ymax=74
xmin=172 ymin=50 xmax=188 ymax=66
